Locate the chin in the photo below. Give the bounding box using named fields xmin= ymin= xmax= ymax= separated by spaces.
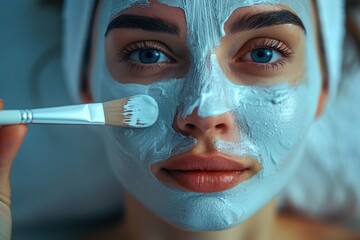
xmin=169 ymin=219 xmax=239 ymax=232
xmin=148 ymin=187 xmax=253 ymax=231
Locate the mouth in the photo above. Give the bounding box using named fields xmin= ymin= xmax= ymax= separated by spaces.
xmin=152 ymin=153 xmax=259 ymax=193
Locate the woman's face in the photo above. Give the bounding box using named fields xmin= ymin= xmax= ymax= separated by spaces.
xmin=91 ymin=0 xmax=324 ymax=230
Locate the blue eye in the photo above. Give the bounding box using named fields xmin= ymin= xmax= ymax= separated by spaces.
xmin=250 ymin=48 xmax=281 ymax=63
xmin=129 ymin=49 xmax=171 ymax=64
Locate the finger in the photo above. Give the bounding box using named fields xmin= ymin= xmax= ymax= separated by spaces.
xmin=0 ymin=125 xmax=26 ymax=240
xmin=0 ymin=124 xmax=27 ymax=205
xmin=0 ymin=198 xmax=12 ymax=240
xmin=0 ymin=99 xmax=25 ymax=240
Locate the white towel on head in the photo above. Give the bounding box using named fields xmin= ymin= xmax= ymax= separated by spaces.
xmin=282 ymin=5 xmax=360 ymax=229
xmin=62 ymin=0 xmax=95 ymax=103
xmin=317 ymin=0 xmax=346 ymax=109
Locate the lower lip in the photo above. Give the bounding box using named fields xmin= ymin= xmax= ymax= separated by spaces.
xmin=162 ymin=170 xmax=247 ymax=193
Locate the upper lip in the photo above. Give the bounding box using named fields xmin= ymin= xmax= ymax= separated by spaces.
xmin=158 ymin=153 xmax=248 ymax=172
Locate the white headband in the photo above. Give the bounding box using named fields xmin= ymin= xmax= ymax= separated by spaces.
xmin=62 ymin=0 xmax=95 ymax=103
xmin=316 ymin=0 xmax=345 ymax=110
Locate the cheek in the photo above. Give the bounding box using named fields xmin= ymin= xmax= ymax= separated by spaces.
xmin=214 ymin=79 xmax=317 ymax=175
xmin=241 ymin=92 xmax=301 ymax=159
xmin=99 ymin=72 xmax=196 ymax=165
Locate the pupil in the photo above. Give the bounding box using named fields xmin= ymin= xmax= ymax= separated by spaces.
xmin=139 ymin=49 xmax=161 ymax=64
xmin=251 ymin=48 xmax=273 ymax=63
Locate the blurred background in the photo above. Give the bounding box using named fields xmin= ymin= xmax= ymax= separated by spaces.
xmin=0 ymin=1 xmax=124 ymax=239
xmin=0 ymin=0 xmax=359 ymax=239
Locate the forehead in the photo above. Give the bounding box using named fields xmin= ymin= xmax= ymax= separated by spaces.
xmin=107 ymin=0 xmax=312 ymax=46
xmin=107 ymin=0 xmax=312 ymax=60
xmin=109 ymin=0 xmax=310 ymax=22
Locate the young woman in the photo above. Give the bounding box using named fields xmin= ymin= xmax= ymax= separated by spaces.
xmin=1 ymin=0 xmax=359 ymax=239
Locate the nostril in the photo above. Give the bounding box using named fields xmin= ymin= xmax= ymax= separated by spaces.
xmin=185 ymin=123 xmax=196 ymax=130
xmin=215 ymin=123 xmax=228 ymax=134
xmin=174 ymin=110 xmax=235 ymax=137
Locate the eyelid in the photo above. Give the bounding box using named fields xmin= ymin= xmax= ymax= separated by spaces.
xmin=110 ymin=39 xmax=187 ymax=84
xmin=229 ymin=38 xmax=295 ymax=78
xmin=129 ymin=49 xmax=172 ymax=63
xmin=238 ymin=38 xmax=294 ymax=60
xmin=235 ymin=38 xmax=294 ymax=71
xmin=117 ymin=40 xmax=178 ymax=63
xmin=241 ymin=49 xmax=282 ymax=64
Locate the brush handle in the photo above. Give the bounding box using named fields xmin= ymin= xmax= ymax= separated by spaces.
xmin=0 ymin=103 xmax=105 ymax=125
xmin=0 ymin=110 xmax=22 ymax=124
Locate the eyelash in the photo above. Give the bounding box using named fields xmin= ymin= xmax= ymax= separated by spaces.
xmin=240 ymin=38 xmax=293 ymax=71
xmin=116 ymin=39 xmax=293 ymax=76
xmin=117 ymin=41 xmax=174 ymax=72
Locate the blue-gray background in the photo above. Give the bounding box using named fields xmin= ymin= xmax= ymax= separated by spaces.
xmin=0 ymin=1 xmax=124 ymax=239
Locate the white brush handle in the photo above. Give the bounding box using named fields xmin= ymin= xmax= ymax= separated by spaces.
xmin=0 ymin=110 xmax=22 ymax=125
xmin=0 ymin=103 xmax=105 ymax=125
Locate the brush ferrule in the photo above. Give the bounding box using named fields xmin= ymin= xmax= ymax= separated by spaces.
xmin=20 ymin=109 xmax=33 ymax=124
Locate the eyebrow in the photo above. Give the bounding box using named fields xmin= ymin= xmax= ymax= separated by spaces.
xmin=106 ymin=14 xmax=180 ymax=36
xmin=230 ymin=10 xmax=306 ymax=34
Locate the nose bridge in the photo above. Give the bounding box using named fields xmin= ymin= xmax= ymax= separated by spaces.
xmin=174 ymin=53 xmax=237 ymax=140
xmin=198 ymin=54 xmax=231 ymax=117
xmin=177 ymin=0 xmax=229 ymax=120
xmin=179 ymin=53 xmax=231 ymax=119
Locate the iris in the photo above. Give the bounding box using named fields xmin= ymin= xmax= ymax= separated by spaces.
xmin=251 ymin=48 xmax=273 ymax=63
xmin=138 ymin=49 xmax=161 ymax=63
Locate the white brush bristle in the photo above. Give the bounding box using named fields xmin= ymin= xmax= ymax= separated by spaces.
xmin=103 ymin=95 xmax=159 ymax=128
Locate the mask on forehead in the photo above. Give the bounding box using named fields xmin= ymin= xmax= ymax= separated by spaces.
xmin=91 ymin=0 xmax=322 ymax=230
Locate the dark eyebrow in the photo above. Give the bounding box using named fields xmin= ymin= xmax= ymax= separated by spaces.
xmin=230 ymin=10 xmax=306 ymax=34
xmin=105 ymin=14 xmax=180 ymax=36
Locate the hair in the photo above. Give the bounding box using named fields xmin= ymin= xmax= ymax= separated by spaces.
xmin=346 ymin=0 xmax=360 ymax=54
xmin=312 ymin=0 xmax=329 ymax=98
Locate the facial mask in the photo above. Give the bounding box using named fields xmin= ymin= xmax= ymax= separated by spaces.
xmin=91 ymin=0 xmax=322 ymax=230
xmin=63 ymin=0 xmax=345 ymax=108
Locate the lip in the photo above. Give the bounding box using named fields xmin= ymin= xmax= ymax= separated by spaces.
xmin=153 ymin=153 xmax=257 ymax=193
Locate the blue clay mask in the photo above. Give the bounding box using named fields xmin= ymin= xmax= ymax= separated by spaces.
xmin=91 ymin=0 xmax=322 ymax=230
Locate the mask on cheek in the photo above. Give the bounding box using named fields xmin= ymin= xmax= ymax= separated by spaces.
xmin=91 ymin=0 xmax=322 ymax=230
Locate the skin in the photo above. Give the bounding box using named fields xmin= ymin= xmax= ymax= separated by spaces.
xmin=0 ymin=2 xmax=359 ymax=240
xmin=106 ymin=4 xmax=306 ymax=85
xmin=0 ymin=99 xmax=27 ymax=240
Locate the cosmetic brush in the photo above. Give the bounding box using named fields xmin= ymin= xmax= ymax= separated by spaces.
xmin=0 ymin=94 xmax=159 ymax=128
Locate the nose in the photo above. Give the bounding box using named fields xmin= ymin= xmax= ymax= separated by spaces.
xmin=174 ymin=108 xmax=237 ymax=140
